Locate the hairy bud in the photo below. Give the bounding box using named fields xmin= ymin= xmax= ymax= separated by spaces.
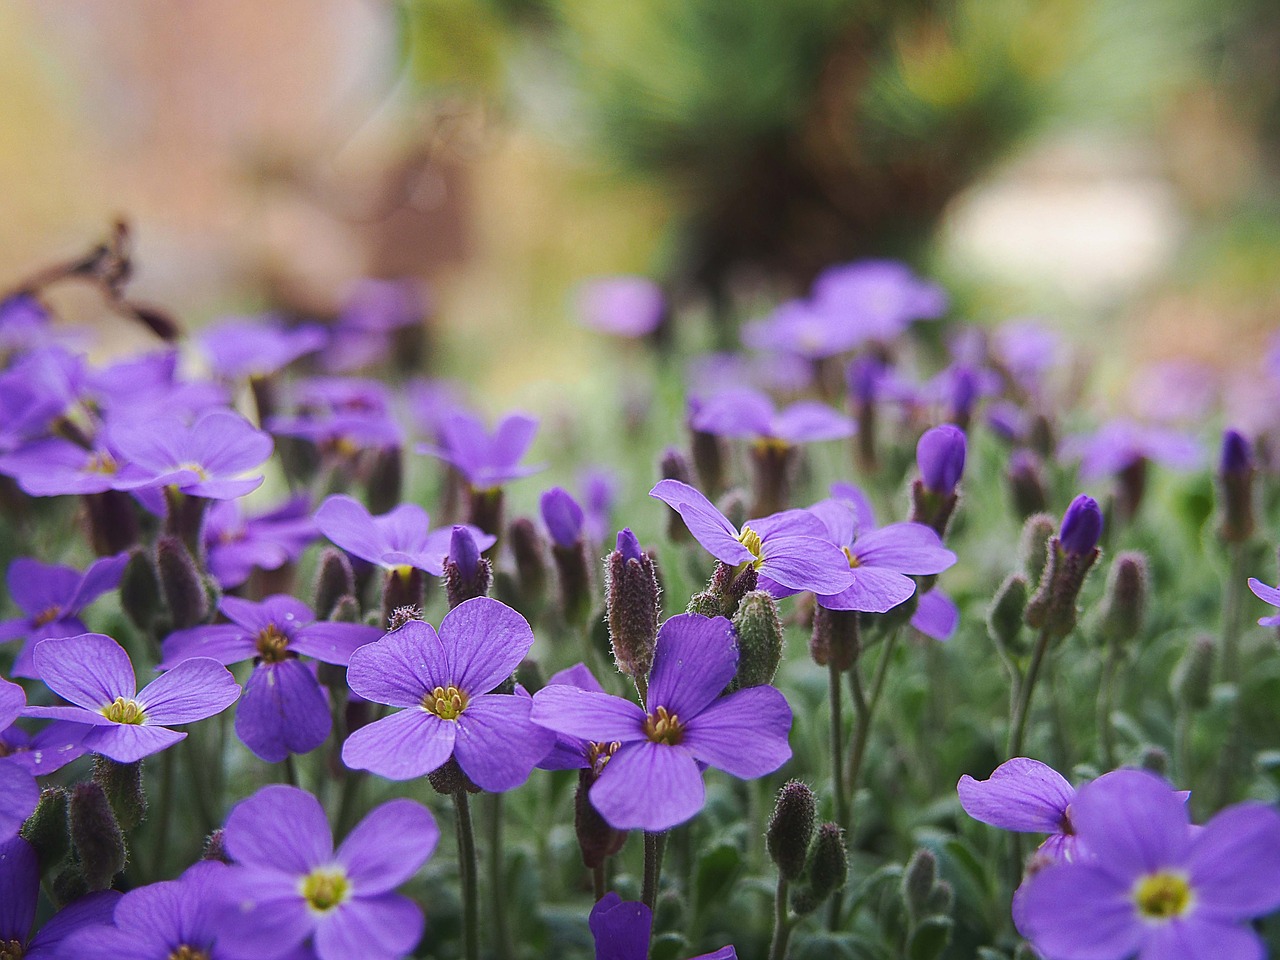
xmin=575 ymin=769 xmax=626 ymax=869
xmin=1171 ymin=635 xmax=1215 ymax=711
xmin=606 ymin=529 xmax=660 ymax=680
xmin=444 ymin=525 xmax=493 ymax=608
xmin=202 ymin=828 xmax=231 ymax=863
xmin=1006 ymin=449 xmax=1049 ymax=519
xmin=20 ymin=787 xmax=69 ymax=868
xmin=69 ymin=781 xmax=126 ymax=891
xmin=92 ymin=756 xmax=147 ymax=832
xmin=364 ymin=446 xmax=403 ymax=516
xmin=731 ymin=590 xmax=784 ymax=688
xmin=509 ymin=517 xmax=548 ymax=614
xmin=157 ymin=535 xmax=208 ymax=630
xmin=119 ymin=546 xmax=162 ymax=635
xmin=1097 ymin=551 xmax=1148 ymax=648
xmin=1018 ymin=513 xmax=1057 ymax=587
xmin=988 ymin=574 xmax=1029 ymax=659
xmin=1216 ymin=429 xmax=1256 ymax=544
xmin=313 ymin=548 xmax=355 ymax=620
xmin=809 ymin=606 xmax=859 ymax=671
xmin=767 ymin=780 xmax=816 ymax=882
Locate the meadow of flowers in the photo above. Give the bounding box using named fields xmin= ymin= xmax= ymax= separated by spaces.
xmin=1 ymin=241 xmax=1279 ymax=960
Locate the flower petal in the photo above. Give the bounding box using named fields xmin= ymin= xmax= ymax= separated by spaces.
xmin=83 ymin=724 xmax=187 ymax=763
xmin=336 ymin=799 xmax=439 ymax=896
xmin=681 ymin=685 xmax=792 ymax=778
xmin=957 ymin=758 xmax=1075 ymax=834
xmin=759 ymin=536 xmax=854 ymax=595
xmin=0 ymin=839 xmax=37 ymax=945
xmin=313 ymin=893 xmax=424 ymax=960
xmin=817 ymin=567 xmax=917 ymax=613
xmin=453 ymin=695 xmax=555 ymax=792
xmin=236 ymin=661 xmax=331 ymax=763
xmin=1015 ymin=862 xmax=1141 ymax=960
xmin=137 ymin=658 xmax=240 ymax=725
xmin=160 ymin=624 xmax=255 ymax=669
xmin=346 ymin=620 xmax=447 ymax=708
xmin=1070 ymin=769 xmax=1190 ymax=878
xmin=223 ymin=785 xmax=333 ymax=873
xmin=33 ymin=633 xmax=135 ymax=708
xmin=315 ymin=495 xmax=384 ymax=567
xmin=0 ymin=678 xmax=24 ymax=730
xmin=1187 ymin=802 xmax=1280 ymax=921
xmin=646 ymin=614 xmax=738 ymax=720
xmin=853 ymin=523 xmax=956 ymax=575
xmin=648 ymin=480 xmax=752 ymax=565
xmin=912 ymin=589 xmax=959 ymax=641
xmin=1138 ymin=919 xmax=1264 ymax=960
xmin=341 ymin=709 xmax=456 ymax=781
xmin=0 ymin=765 xmax=38 ymax=841
xmin=589 ymin=893 xmax=652 ymax=960
xmin=589 ymin=741 xmax=705 ymax=832
xmin=440 ymin=598 xmax=535 ymax=694
xmin=291 ymin=622 xmax=383 ymax=666
xmin=529 ymin=685 xmax=648 ymax=743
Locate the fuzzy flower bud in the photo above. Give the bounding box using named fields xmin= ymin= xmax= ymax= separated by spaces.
xmin=381 ymin=567 xmax=424 ymax=631
xmin=1025 ymin=498 xmax=1102 ymax=641
xmin=20 ymin=787 xmax=69 ymax=868
xmin=92 ymin=756 xmax=147 ymax=832
xmin=791 ymin=823 xmax=848 ymax=915
xmin=1006 ymin=449 xmax=1049 ymax=519
xmin=552 ymin=542 xmax=593 ymax=627
xmin=575 ymin=769 xmax=626 ymax=869
xmin=365 ymin=445 xmax=403 ymax=516
xmin=444 ymin=525 xmax=492 ymax=608
xmin=902 ymin=848 xmax=938 ymax=924
xmin=767 ymin=780 xmax=816 ymax=882
xmin=69 ymin=781 xmax=126 ymax=891
xmin=987 ymin=574 xmax=1029 ymax=659
xmin=731 ymin=590 xmax=784 ymax=689
xmin=1060 ymin=495 xmax=1103 ymax=556
xmin=509 ymin=517 xmax=548 ymax=614
xmin=809 ymin=606 xmax=859 ymax=671
xmin=1216 ymin=429 xmax=1256 ymax=544
xmin=202 ymin=828 xmax=231 ymax=863
xmin=313 ymin=548 xmax=355 ymax=621
xmin=157 ymin=535 xmax=208 ymax=630
xmin=1171 ymin=635 xmax=1215 ymax=711
xmin=606 ymin=528 xmax=661 ymax=680
xmin=119 ymin=546 xmax=162 ymax=635
xmin=84 ymin=490 xmax=140 ymax=557
xmin=1097 ymin=551 xmax=1148 ymax=648
xmin=1019 ymin=513 xmax=1057 ymax=586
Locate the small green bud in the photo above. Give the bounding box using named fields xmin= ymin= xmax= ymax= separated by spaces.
xmin=1171 ymin=635 xmax=1215 ymax=711
xmin=1018 ymin=514 xmax=1057 ymax=587
xmin=330 ymin=594 xmax=361 ymax=623
xmin=901 ymin=848 xmax=938 ymax=923
xmin=686 ymin=591 xmax=727 ymax=618
xmin=806 ymin=823 xmax=848 ymax=903
xmin=20 ymin=787 xmax=69 ymax=867
xmin=92 ymin=757 xmax=147 ymax=832
xmin=925 ymin=880 xmax=954 ymax=916
xmin=766 ymin=780 xmax=816 ymax=882
xmin=987 ymin=574 xmax=1028 ymax=658
xmin=731 ymin=590 xmax=784 ymax=689
xmin=1097 ymin=551 xmax=1148 ymax=648
xmin=313 ymin=548 xmax=355 ymax=620
xmin=51 ymin=863 xmax=90 ymax=907
xmin=157 ymin=535 xmax=207 ymax=630
xmin=69 ymin=781 xmax=126 ymax=891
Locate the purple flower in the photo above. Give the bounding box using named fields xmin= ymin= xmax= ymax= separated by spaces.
xmin=0 ymin=680 xmax=40 ymax=839
xmin=200 ymin=318 xmax=327 ymax=380
xmin=88 ymin=351 xmax=228 ymax=422
xmin=916 ymin=425 xmax=967 ymax=496
xmin=204 ymin=495 xmax=319 ymax=590
xmin=687 ymin=351 xmax=813 ymax=397
xmin=108 ymin=410 xmax=273 ymax=500
xmin=810 ymin=259 xmax=947 ymax=343
xmin=0 ymin=436 xmax=125 ymax=497
xmin=314 ymin=494 xmax=493 ymax=576
xmin=341 ymin=598 xmax=554 ymax=791
xmin=530 ymin=614 xmax=792 ymax=831
xmin=1014 ymin=769 xmax=1280 ymax=960
xmin=268 ymin=377 xmax=402 ymax=453
xmin=0 ymin=715 xmax=87 ymax=776
xmin=1220 ymin=429 xmax=1252 ymax=475
xmin=541 ymin=487 xmax=585 ymax=548
xmin=958 ymin=758 xmax=1080 ymax=863
xmin=590 ymin=893 xmax=736 ymax=960
xmin=649 ymin=480 xmax=854 ymax=598
xmin=577 ymin=276 xmax=665 ymax=338
xmin=803 ymin=498 xmax=956 ymax=613
xmin=1246 ymin=577 xmax=1280 ymax=628
xmin=579 ymin=467 xmax=618 ymax=546
xmin=22 ymin=633 xmax=240 ymax=763
xmin=0 ymin=294 xmax=51 ymax=355
xmin=0 ymin=836 xmax=120 ymax=958
xmin=419 ymin=410 xmax=543 ymax=489
xmin=690 ymin=387 xmax=854 ymax=445
xmin=322 ymin=279 xmax=425 ymax=373
xmin=534 ymin=662 xmax=609 ymax=772
xmin=406 ymin=377 xmax=468 ymax=441
xmin=215 ymin=785 xmax=438 ymax=960
xmin=742 ymin=298 xmax=860 ymax=360
xmin=161 ymin=595 xmax=381 ymax=763
xmin=0 ymin=553 xmax=128 ymax=678
xmin=993 ymin=320 xmax=1063 ymax=394
xmin=1060 ymin=419 xmax=1201 ymax=480
xmin=1060 ymin=494 xmax=1104 ymax=556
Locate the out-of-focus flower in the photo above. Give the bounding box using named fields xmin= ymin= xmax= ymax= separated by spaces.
xmin=530 ymin=614 xmax=792 ymax=831
xmin=1061 ymin=419 xmax=1200 ymax=480
xmin=916 ymin=425 xmax=967 ymax=496
xmin=200 ymin=318 xmax=327 ymax=380
xmin=203 ymin=495 xmax=318 ymax=590
xmin=1246 ymin=577 xmax=1280 ymax=628
xmin=690 ymin=387 xmax=854 ymax=444
xmin=23 ymin=633 xmax=239 ymax=763
xmin=742 ymin=298 xmax=860 ymax=360
xmin=810 ymin=259 xmax=947 ymax=344
xmin=323 ymin=279 xmax=426 ymax=373
xmin=108 ymin=410 xmax=273 ymax=500
xmin=419 ymin=410 xmax=543 ymax=489
xmin=577 ymin=276 xmax=665 ymax=338
xmin=314 ymin=494 xmax=493 ymax=577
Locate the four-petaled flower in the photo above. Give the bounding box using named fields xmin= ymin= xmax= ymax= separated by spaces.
xmin=314 ymin=494 xmax=494 ymax=577
xmin=109 ymin=409 xmax=273 ymax=500
xmin=689 ymin=387 xmax=854 ymax=446
xmin=419 ymin=410 xmax=543 ymax=489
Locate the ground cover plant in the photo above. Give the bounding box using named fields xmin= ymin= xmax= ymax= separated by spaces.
xmin=1 ymin=239 xmax=1279 ymax=959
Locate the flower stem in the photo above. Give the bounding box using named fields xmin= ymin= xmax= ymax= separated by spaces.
xmin=642 ymin=830 xmax=668 ymax=912
xmin=828 ymin=659 xmax=848 ymax=832
xmin=768 ymin=876 xmax=794 ymax=960
xmin=454 ymin=791 xmax=480 ymax=960
xmin=1007 ymin=626 xmax=1053 ymax=759
xmin=592 ymin=863 xmax=607 ymax=902
xmin=486 ymin=792 xmax=514 ymax=960
xmin=1096 ymin=640 xmax=1120 ymax=770
xmin=1221 ymin=542 xmax=1245 ymax=685
xmin=844 ymin=627 xmax=902 ymax=804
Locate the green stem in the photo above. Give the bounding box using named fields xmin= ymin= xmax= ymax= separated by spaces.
xmin=1096 ymin=641 xmax=1120 ymax=770
xmin=828 ymin=659 xmax=848 ymax=833
xmin=1221 ymin=543 xmax=1245 ymax=685
xmin=487 ymin=793 xmax=514 ymax=960
xmin=150 ymin=749 xmax=176 ymax=880
xmin=335 ymin=769 xmax=365 ymax=839
xmin=642 ymin=831 xmax=668 ymax=912
xmin=843 ymin=628 xmax=901 ymax=804
xmin=283 ymin=754 xmax=299 ymax=788
xmin=454 ymin=791 xmax=480 ymax=960
xmin=1007 ymin=627 xmax=1053 ymax=759
xmin=1174 ymin=707 xmax=1193 ymax=795
xmin=593 ymin=864 xmax=607 ymax=902
xmin=768 ymin=876 xmax=794 ymax=960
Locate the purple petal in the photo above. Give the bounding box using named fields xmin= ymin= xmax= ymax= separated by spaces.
xmin=690 ymin=388 xmax=775 ymax=438
xmin=1187 ymin=802 xmax=1280 ymax=920
xmin=336 ymin=798 xmax=439 ymax=895
xmin=853 ymin=523 xmax=956 ymax=574
xmin=646 ymin=614 xmax=738 ymax=720
xmin=24 ymin=889 xmax=121 ymax=956
xmin=315 ymin=495 xmax=385 ymax=567
xmin=529 ymin=686 xmax=648 ymax=743
xmin=346 ymin=620 xmax=447 ymax=708
xmin=137 ymin=658 xmax=240 ymax=725
xmin=957 ymin=758 xmax=1075 ymax=834
xmin=0 ymin=767 xmax=39 ymax=841
xmin=236 ymin=661 xmax=332 ymax=763
xmin=224 ymin=785 xmax=333 ymax=873
xmin=440 ymin=598 xmax=536 ymax=695
xmin=1138 ymin=920 xmax=1264 ymax=960
xmin=912 ymin=589 xmax=959 ymax=641
xmin=222 ymin=594 xmax=313 ymax=633
xmin=0 ymin=837 xmax=38 ymax=942
xmin=33 ymin=634 xmax=136 ymax=708
xmin=291 ymin=622 xmax=382 ymax=666
xmin=1248 ymin=577 xmax=1280 ymax=608
xmin=769 ymin=401 xmax=854 ymax=443
xmin=1014 ymin=862 xmax=1141 ymax=960
xmin=0 ymin=679 xmax=23 ymax=729
xmin=19 ymin=705 xmax=111 ymax=726
xmin=1 ymin=720 xmax=88 ymax=775
xmin=746 ymin=508 xmax=829 ymax=542
xmin=758 ymin=536 xmax=854 ymax=595
xmin=313 ymin=893 xmax=423 ymax=960
xmin=541 ymin=487 xmax=585 ymax=548
xmin=66 ymin=553 xmax=129 ymax=612
xmin=160 ymin=624 xmax=255 ymax=669
xmin=590 ymin=741 xmax=705 ymax=832
xmin=818 ymin=567 xmax=917 ymax=614
xmin=1070 ymin=769 xmax=1190 ymax=878
xmin=491 ymin=414 xmax=539 ymax=469
xmin=7 ymin=559 xmax=81 ymax=615
xmin=589 ymin=893 xmax=651 ymax=960
xmin=806 ymin=499 xmax=857 ymax=547
xmin=341 ymin=709 xmax=456 ymax=781
xmin=547 ymin=662 xmax=606 ymax=694
xmin=82 ymin=724 xmax=187 ymax=763
xmin=648 ymin=480 xmax=752 ymax=565
xmin=453 ymin=695 xmax=555 ymax=792
xmin=213 ymin=870 xmax=314 ymax=959
xmin=681 ymin=685 xmax=792 ymax=777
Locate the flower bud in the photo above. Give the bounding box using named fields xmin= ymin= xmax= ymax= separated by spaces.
xmin=120 ymin=546 xmax=163 ymax=635
xmin=791 ymin=822 xmax=847 ymax=915
xmin=1216 ymin=429 xmax=1256 ymax=544
xmin=690 ymin=427 xmax=726 ymax=499
xmin=69 ymin=781 xmax=126 ymax=891
xmin=731 ymin=590 xmax=784 ymax=689
xmin=157 ymin=535 xmax=208 ymax=630
xmin=575 ymin=769 xmax=626 ymax=869
xmin=84 ymin=490 xmax=140 ymax=557
xmin=1171 ymin=635 xmax=1215 ymax=711
xmin=1097 ymin=551 xmax=1148 ymax=648
xmin=427 ymin=756 xmax=481 ymax=796
xmin=917 ymin=425 xmax=967 ymax=497
xmin=1060 ymin=495 xmax=1103 ymax=556
xmin=540 ymin=487 xmax=585 ymax=550
xmin=445 ymin=525 xmax=492 ymax=608
xmin=20 ymin=787 xmax=69 ymax=868
xmin=1139 ymin=746 xmax=1169 ymax=777
xmin=767 ymin=780 xmax=816 ymax=882
xmin=901 ymin=848 xmax=938 ymax=924
xmin=313 ymin=548 xmax=355 ymax=620
xmin=987 ymin=574 xmax=1028 ymax=659
xmin=749 ymin=439 xmax=798 ymax=518
xmin=381 ymin=567 xmax=424 ymax=630
xmin=1006 ymin=449 xmax=1048 ymax=519
xmin=606 ymin=529 xmax=660 ymax=681
xmin=388 ymin=605 xmax=424 ymax=631
xmin=809 ymin=605 xmax=859 ymax=671
xmin=509 ymin=517 xmax=548 ymax=614
xmin=1025 ymin=498 xmax=1102 ymax=641
xmin=202 ymin=828 xmax=231 ymax=863
xmin=659 ymin=448 xmax=693 ymax=542
xmin=467 ymin=486 xmax=504 ymax=543
xmin=92 ymin=756 xmax=147 ymax=832
xmin=364 ymin=445 xmax=403 ymax=516
xmin=717 ymin=489 xmax=749 ymax=534
xmin=707 ymin=559 xmax=757 ymax=614
xmin=1018 ymin=513 xmax=1057 ymax=586
xmin=686 ymin=590 xmax=727 ymax=618
xmin=552 ymin=541 xmax=593 ymax=627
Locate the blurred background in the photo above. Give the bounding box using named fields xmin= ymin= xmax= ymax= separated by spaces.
xmin=2 ymin=0 xmax=1278 ymax=393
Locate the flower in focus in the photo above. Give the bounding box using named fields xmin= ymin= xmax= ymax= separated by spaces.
xmin=649 ymin=479 xmax=853 ymax=598
xmin=1014 ymin=769 xmax=1280 ymax=960
xmin=314 ymin=494 xmax=493 ymax=576
xmin=957 ymin=757 xmax=1080 ymax=863
xmin=341 ymin=597 xmax=554 ymax=791
xmin=590 ymin=892 xmax=736 ymax=960
xmin=108 ymin=409 xmax=273 ymax=500
xmin=530 ymin=614 xmax=792 ymax=831
xmin=0 ymin=552 xmax=128 ymax=677
xmin=0 ymin=835 xmax=120 ymax=956
xmin=161 ymin=595 xmax=381 ymax=763
xmin=214 ymin=785 xmax=438 ymax=960
xmin=23 ymin=633 xmax=240 ymax=763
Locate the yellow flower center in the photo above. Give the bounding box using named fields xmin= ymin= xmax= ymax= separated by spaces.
xmin=32 ymin=605 xmax=62 ymax=627
xmin=841 ymin=545 xmax=861 ymax=569
xmin=737 ymin=526 xmax=765 ymax=568
xmin=86 ymin=450 xmax=118 ymax=475
xmin=168 ymin=946 xmax=211 ymax=960
xmin=643 ymin=706 xmax=685 ymax=746
xmin=102 ymin=697 xmax=146 ymax=725
xmin=255 ymin=623 xmax=291 ymax=663
xmin=1 ymin=939 xmax=26 ymax=960
xmin=1133 ymin=871 xmax=1193 ymax=921
xmin=587 ymin=740 xmax=621 ymax=776
xmin=423 ymin=685 xmax=469 ymax=720
xmin=177 ymin=462 xmax=209 ymax=480
xmin=300 ymin=867 xmax=351 ymax=913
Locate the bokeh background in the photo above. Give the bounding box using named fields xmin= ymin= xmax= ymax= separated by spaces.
xmin=3 ymin=0 xmax=1278 ymax=393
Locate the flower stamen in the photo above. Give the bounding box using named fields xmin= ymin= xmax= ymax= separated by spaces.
xmin=102 ymin=697 xmax=146 ymax=725
xmin=422 ymin=684 xmax=469 ymax=720
xmin=1133 ymin=871 xmax=1193 ymax=921
xmin=300 ymin=867 xmax=351 ymax=913
xmin=254 ymin=623 xmax=291 ymax=663
xmin=643 ymin=706 xmax=685 ymax=746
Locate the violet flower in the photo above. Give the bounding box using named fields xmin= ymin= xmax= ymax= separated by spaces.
xmin=579 ymin=467 xmax=618 ymax=546
xmin=742 ymin=298 xmax=860 ymax=360
xmin=0 ymin=294 xmax=50 ymax=355
xmin=0 ymin=436 xmax=125 ymax=497
xmin=541 ymin=487 xmax=585 ymax=548
xmin=534 ymin=662 xmax=609 ymax=773
xmin=1246 ymin=577 xmax=1280 ymax=628
xmin=108 ymin=409 xmax=273 ymax=500
xmin=649 ymin=480 xmax=853 ymax=598
xmin=1014 ymin=769 xmax=1280 ymax=960
xmin=314 ymin=494 xmax=493 ymax=577
xmin=1060 ymin=494 xmax=1104 ymax=556
xmin=22 ymin=633 xmax=240 ymax=763
xmin=801 ymin=498 xmax=956 ymax=613
xmin=200 ymin=318 xmax=327 ymax=381
xmin=88 ymin=350 xmax=228 ymax=422
xmin=690 ymin=387 xmax=854 ymax=445
xmin=810 ymin=259 xmax=947 ymax=343
xmin=161 ymin=595 xmax=381 ymax=763
xmin=214 ymin=785 xmax=438 ymax=960
xmin=0 ymin=714 xmax=86 ymax=777
xmin=268 ymin=377 xmax=402 ymax=453
xmin=323 ymin=279 xmax=424 ymax=373
xmin=341 ymin=597 xmax=554 ymax=791
xmin=0 ymin=680 xmax=40 ymax=840
xmin=916 ymin=425 xmax=967 ymax=496
xmin=590 ymin=893 xmax=736 ymax=960
xmin=957 ymin=757 xmax=1080 ymax=863
xmin=204 ymin=495 xmax=318 ymax=590
xmin=0 ymin=553 xmax=128 ymax=678
xmin=419 ymin=410 xmax=544 ymax=489
xmin=0 ymin=836 xmax=120 ymax=958
xmin=406 ymin=377 xmax=468 ymax=442
xmin=1060 ymin=419 xmax=1200 ymax=481
xmin=530 ymin=614 xmax=792 ymax=831
xmin=577 ymin=276 xmax=665 ymax=338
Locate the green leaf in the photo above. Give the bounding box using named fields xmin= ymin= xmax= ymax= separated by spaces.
xmin=909 ymin=916 xmax=954 ymax=960
xmin=695 ymin=841 xmax=743 ymax=916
